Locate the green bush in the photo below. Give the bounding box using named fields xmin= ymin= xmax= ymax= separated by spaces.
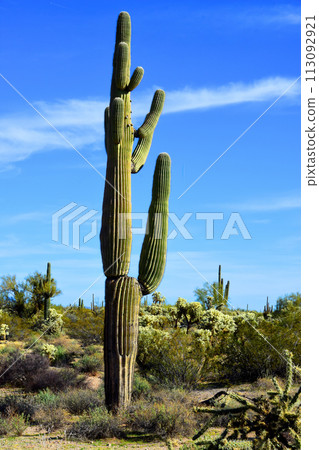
xmin=34 ymin=406 xmax=67 ymax=432
xmin=29 ymin=367 xmax=81 ymax=392
xmin=83 ymin=344 xmax=103 ymax=356
xmin=0 ymin=412 xmax=28 ymax=436
xmin=132 ymin=373 xmax=152 ymax=399
xmin=74 ymin=354 xmax=103 ymax=375
xmin=62 ymin=389 xmax=103 ymax=415
xmin=36 ymin=388 xmax=60 ymax=408
xmin=0 ymin=395 xmax=36 ymax=421
xmin=0 ymin=350 xmax=50 ymax=389
xmin=52 ymin=345 xmax=74 ymax=366
xmin=67 ymin=407 xmax=123 ymax=440
xmin=126 ymin=395 xmax=198 ymax=438
xmin=147 ymin=330 xmax=205 ymax=389
xmin=64 ymin=309 xmax=104 ymax=346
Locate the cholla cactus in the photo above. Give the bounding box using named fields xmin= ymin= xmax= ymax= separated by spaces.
xmin=0 ymin=324 xmax=9 ymax=340
xmin=200 ymin=309 xmax=236 ymax=335
xmin=193 ymin=351 xmax=301 ymax=449
xmin=40 ymin=343 xmax=57 ymax=361
xmin=42 ymin=308 xmax=63 ymax=335
xmin=152 ymin=291 xmax=166 ymax=305
xmin=176 ymin=298 xmax=203 ymax=333
xmin=100 ymin=11 xmax=170 ymax=409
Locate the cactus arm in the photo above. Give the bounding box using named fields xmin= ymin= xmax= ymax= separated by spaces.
xmin=137 ymin=90 xmax=165 ymax=138
xmin=114 ymin=42 xmax=129 ymax=90
xmin=131 ymin=134 xmax=153 ymax=173
xmin=138 ymin=153 xmax=171 ymax=295
xmin=127 ymin=66 xmax=144 ymax=91
xmin=131 ymin=90 xmax=165 ymax=173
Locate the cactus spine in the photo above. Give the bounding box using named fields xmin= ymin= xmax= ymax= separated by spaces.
xmin=100 ymin=11 xmax=170 ymax=410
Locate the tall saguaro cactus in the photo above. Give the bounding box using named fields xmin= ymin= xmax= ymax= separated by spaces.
xmin=100 ymin=11 xmax=171 ymax=410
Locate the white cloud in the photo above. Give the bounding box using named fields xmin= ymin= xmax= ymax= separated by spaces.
xmin=231 ymin=195 xmax=301 ymax=212
xmin=0 ymin=77 xmax=300 ymax=167
xmin=161 ymin=77 xmax=300 ymax=114
xmin=236 ymin=5 xmax=300 ymax=27
xmin=3 ymin=211 xmax=50 ymax=225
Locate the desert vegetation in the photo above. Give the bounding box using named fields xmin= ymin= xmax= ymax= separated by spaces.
xmin=0 ymin=267 xmax=301 ymax=448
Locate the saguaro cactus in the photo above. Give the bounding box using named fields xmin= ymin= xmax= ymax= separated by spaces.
xmin=100 ymin=11 xmax=171 ymax=410
xmin=43 ymin=262 xmax=52 ymax=321
xmin=217 ymin=264 xmax=230 ymax=304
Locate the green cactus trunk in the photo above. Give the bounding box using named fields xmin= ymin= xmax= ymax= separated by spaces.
xmin=104 ymin=277 xmax=141 ymax=408
xmin=100 ymin=12 xmax=170 ymax=410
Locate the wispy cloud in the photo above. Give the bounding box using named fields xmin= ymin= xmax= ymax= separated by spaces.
xmin=3 ymin=211 xmax=50 ymax=225
xmin=228 ymin=194 xmax=301 ymax=212
xmin=162 ymin=77 xmax=299 ymax=113
xmin=0 ymin=76 xmax=300 ymax=167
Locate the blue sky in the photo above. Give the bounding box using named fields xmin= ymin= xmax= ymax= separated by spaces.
xmin=0 ymin=0 xmax=301 ymax=310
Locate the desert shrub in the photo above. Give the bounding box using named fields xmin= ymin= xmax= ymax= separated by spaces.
xmin=132 ymin=373 xmax=152 ymax=399
xmin=148 ymin=388 xmax=190 ymax=404
xmin=52 ymin=345 xmax=73 ymax=366
xmin=49 ymin=337 xmax=83 ymax=367
xmin=83 ymin=344 xmax=103 ymax=356
xmin=0 ymin=350 xmax=49 ymax=388
xmin=64 ymin=310 xmax=104 ymax=346
xmin=216 ymin=312 xmax=300 ymax=382
xmin=0 ymin=342 xmax=20 ymax=355
xmin=67 ymin=406 xmax=123 ymax=440
xmin=148 ymin=330 xmax=205 ymax=389
xmin=252 ymin=377 xmax=278 ymax=392
xmin=0 ymin=416 xmax=7 ymax=436
xmin=35 ymin=388 xmax=60 ymax=408
xmin=137 ymin=326 xmax=169 ymax=369
xmin=62 ymin=389 xmax=103 ymax=415
xmin=34 ymin=406 xmax=67 ymax=432
xmin=51 ymin=336 xmax=83 ymax=356
xmin=0 ymin=412 xmax=28 ymax=436
xmin=0 ymin=395 xmax=36 ymax=421
xmin=126 ymin=396 xmax=197 ymax=438
xmin=29 ymin=367 xmax=81 ymax=392
xmin=74 ymin=354 xmax=103 ymax=375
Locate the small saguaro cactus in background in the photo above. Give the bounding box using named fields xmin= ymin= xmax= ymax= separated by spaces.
xmin=263 ymin=296 xmax=273 ymax=319
xmin=208 ymin=265 xmax=230 ymax=309
xmin=100 ymin=11 xmax=171 ymax=410
xmin=91 ymin=294 xmax=95 ymax=312
xmin=78 ymin=298 xmax=84 ymax=309
xmin=43 ymin=262 xmax=51 ymax=320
